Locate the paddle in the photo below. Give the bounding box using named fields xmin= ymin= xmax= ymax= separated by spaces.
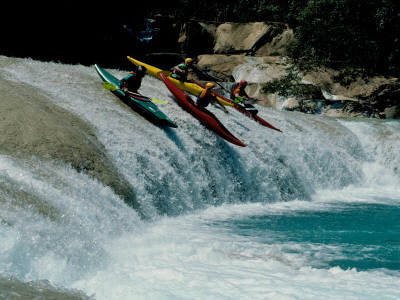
xmin=212 ymin=81 xmax=267 ymax=103
xmin=102 ymin=82 xmax=168 ymax=104
xmin=199 ymin=81 xmax=260 ymax=115
xmin=201 ymin=67 xmax=234 ymax=81
xmin=206 ymin=81 xmax=246 ymax=104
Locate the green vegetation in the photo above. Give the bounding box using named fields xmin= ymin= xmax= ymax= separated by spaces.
xmin=291 ymin=0 xmax=400 ymax=76
xmin=262 ymin=67 xmax=303 ymax=98
xmin=262 ymin=66 xmax=324 ymax=98
xmin=144 ymin=0 xmax=400 ymax=77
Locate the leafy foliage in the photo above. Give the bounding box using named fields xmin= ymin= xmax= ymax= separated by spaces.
xmin=262 ymin=67 xmax=302 ymax=97
xmin=262 ymin=66 xmax=324 ymax=98
xmin=141 ymin=0 xmax=400 ymax=76
xmin=291 ymin=0 xmax=400 ymax=76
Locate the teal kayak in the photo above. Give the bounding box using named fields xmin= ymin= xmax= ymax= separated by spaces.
xmin=95 ymin=64 xmax=177 ymax=128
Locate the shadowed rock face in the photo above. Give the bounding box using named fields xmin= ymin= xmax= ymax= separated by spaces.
xmin=176 ymin=21 xmax=290 ymax=56
xmin=0 ymin=76 xmax=138 ymax=210
xmin=178 ymin=20 xmax=400 ymax=119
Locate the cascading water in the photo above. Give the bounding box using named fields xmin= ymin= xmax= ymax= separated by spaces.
xmin=0 ymin=56 xmax=399 ymax=299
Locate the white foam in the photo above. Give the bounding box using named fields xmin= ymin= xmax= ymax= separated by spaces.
xmin=1 ymin=56 xmax=400 ymax=299
xmin=71 ymin=207 xmax=400 ymax=299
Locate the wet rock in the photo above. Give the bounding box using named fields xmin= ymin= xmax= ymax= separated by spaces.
xmin=0 ymin=77 xmax=138 ymax=209
xmin=360 ymin=81 xmax=400 ymax=119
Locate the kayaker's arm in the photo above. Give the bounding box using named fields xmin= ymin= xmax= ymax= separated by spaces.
xmin=173 ymin=65 xmax=185 ymax=74
xmin=213 ymin=94 xmax=229 ymax=113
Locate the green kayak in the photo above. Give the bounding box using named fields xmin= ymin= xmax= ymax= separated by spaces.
xmin=95 ymin=64 xmax=177 ymax=128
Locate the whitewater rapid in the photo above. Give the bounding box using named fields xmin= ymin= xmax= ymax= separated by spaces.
xmin=0 ymin=56 xmax=399 ymax=299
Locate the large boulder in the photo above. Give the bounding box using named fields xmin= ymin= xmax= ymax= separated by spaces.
xmin=0 ymin=76 xmax=138 ymax=209
xmin=214 ymin=22 xmax=273 ymax=53
xmin=196 ymin=54 xmax=287 ymax=107
xmin=255 ymin=29 xmax=295 ymax=56
xmin=175 ymin=20 xmax=290 ymax=56
xmin=303 ymin=70 xmax=400 ymax=118
xmin=177 ymin=21 xmax=216 ymax=55
xmin=360 ymin=81 xmax=400 ymax=119
xmin=172 ymin=19 xmax=400 ymax=119
xmin=197 ymin=54 xmax=246 ymax=74
xmin=284 ymin=97 xmax=380 ymax=118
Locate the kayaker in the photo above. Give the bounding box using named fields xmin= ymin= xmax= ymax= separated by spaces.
xmin=120 ymin=65 xmax=147 ymax=93
xmin=171 ymin=58 xmax=193 ymax=81
xmin=230 ymin=80 xmax=255 ymax=104
xmin=231 ymin=80 xmax=259 ymax=115
xmin=194 ymin=83 xmax=229 ymax=113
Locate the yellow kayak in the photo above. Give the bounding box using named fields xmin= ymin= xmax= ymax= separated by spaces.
xmin=127 ymin=56 xmax=233 ymax=107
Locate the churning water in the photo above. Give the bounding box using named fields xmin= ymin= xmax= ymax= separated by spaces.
xmin=0 ymin=56 xmax=399 ymax=299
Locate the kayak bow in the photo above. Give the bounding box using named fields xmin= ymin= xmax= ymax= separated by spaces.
xmin=95 ymin=64 xmax=177 ymax=128
xmin=127 ymin=56 xmax=233 ymax=107
xmin=160 ymin=73 xmax=245 ymax=147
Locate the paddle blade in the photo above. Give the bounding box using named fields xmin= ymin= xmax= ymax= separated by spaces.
xmin=151 ymin=98 xmax=168 ymax=104
xmin=103 ymin=82 xmax=118 ymax=92
xmin=103 ymin=82 xmax=168 ymax=104
xmin=234 ymin=96 xmax=244 ymax=104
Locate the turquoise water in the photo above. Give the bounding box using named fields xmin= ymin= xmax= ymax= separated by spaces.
xmin=1 ymin=57 xmax=400 ymax=299
xmin=222 ymin=202 xmax=400 ymax=272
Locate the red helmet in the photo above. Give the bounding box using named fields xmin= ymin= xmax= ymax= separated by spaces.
xmin=240 ymin=80 xmax=248 ymax=86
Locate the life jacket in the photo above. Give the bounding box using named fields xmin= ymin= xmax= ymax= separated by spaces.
xmin=178 ymin=63 xmax=187 ymax=71
xmin=196 ymin=88 xmax=214 ymax=107
xmin=231 ymin=84 xmax=247 ymax=98
xmin=230 ymin=84 xmax=249 ymax=103
xmin=171 ymin=63 xmax=188 ymax=79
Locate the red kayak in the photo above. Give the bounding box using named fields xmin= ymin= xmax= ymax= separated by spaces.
xmin=232 ymin=101 xmax=282 ymax=133
xmin=191 ymin=80 xmax=282 ymax=133
xmin=160 ymin=74 xmax=246 ymax=147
